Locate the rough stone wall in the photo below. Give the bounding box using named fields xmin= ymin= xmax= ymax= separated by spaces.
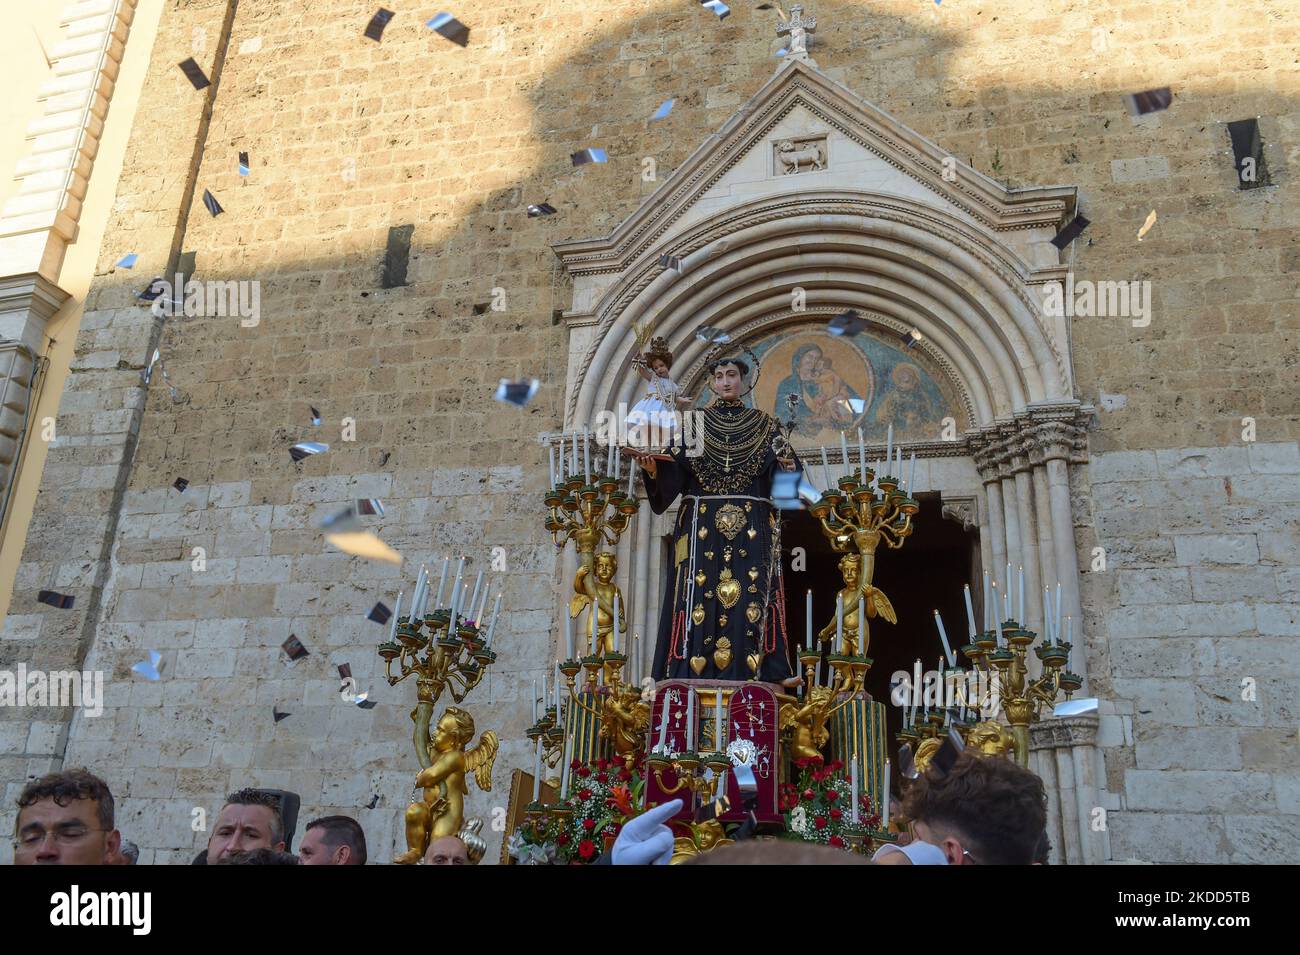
xmin=1 ymin=0 xmax=1296 ymax=863
xmin=1084 ymin=442 xmax=1298 ymax=863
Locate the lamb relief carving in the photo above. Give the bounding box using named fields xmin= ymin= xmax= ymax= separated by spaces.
xmin=775 ymin=136 xmax=827 ymax=175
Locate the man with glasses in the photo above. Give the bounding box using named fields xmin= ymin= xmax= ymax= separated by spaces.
xmin=13 ymin=768 xmax=120 ymax=865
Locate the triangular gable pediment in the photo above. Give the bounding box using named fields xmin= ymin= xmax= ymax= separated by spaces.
xmin=554 ymin=59 xmax=1074 ymax=276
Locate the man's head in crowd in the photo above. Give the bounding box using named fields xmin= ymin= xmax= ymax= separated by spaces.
xmin=423 ymin=835 xmax=469 ymax=866
xmin=13 ymin=768 xmax=120 ymax=865
xmin=901 ymin=753 xmax=1047 ymax=865
xmin=206 ymin=788 xmax=285 ymax=864
xmin=298 ymin=815 xmax=367 ymax=865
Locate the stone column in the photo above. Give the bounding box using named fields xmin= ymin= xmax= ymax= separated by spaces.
xmin=1030 ymin=715 xmax=1108 ymax=864
xmin=1037 ymin=422 xmax=1088 ymax=685
xmin=973 ymin=439 xmax=1006 ymax=627
xmin=1010 ymin=437 xmax=1044 ymax=636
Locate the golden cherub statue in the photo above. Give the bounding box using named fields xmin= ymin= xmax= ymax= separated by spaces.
xmin=394 ymin=707 xmax=499 ymax=864
xmin=600 ymin=679 xmax=651 ymax=769
xmin=780 ymin=685 xmax=833 ymax=762
xmin=815 ymin=552 xmax=895 ymax=656
xmin=670 ymin=819 xmax=734 ymax=864
xmin=913 ymin=736 xmax=943 ymax=774
xmin=571 ymin=551 xmax=627 ymax=656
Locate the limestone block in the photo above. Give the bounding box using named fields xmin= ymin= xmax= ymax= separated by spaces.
xmin=1173 ymin=534 xmax=1259 ymax=566
xmin=1124 ymin=769 xmax=1274 ymax=812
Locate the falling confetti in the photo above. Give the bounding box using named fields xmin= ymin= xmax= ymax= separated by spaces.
xmin=116 ymin=253 xmax=138 ymax=269
xmin=37 ymin=590 xmax=74 ymax=609
xmin=325 ymin=531 xmax=403 ymax=564
xmin=652 ymin=99 xmax=675 ymax=121
xmin=527 ymin=202 xmax=557 ymax=217
xmin=289 ymin=442 xmax=329 ymax=463
xmin=427 ymin=13 xmax=470 ymax=46
xmin=570 ymin=148 xmax=608 ymax=167
xmin=367 ymin=602 xmax=392 ymax=625
xmin=1137 ymin=210 xmax=1158 ymax=241
xmin=172 ymin=477 xmax=189 ymax=493
xmin=364 ymin=8 xmax=394 ymax=42
xmin=1050 ymin=214 xmax=1090 ymax=250
xmin=1123 ymin=87 xmax=1173 ymax=116
xmin=495 ymin=378 xmax=540 ymax=407
xmin=827 ymin=310 xmax=868 ymax=337
xmin=177 ymin=57 xmax=210 ymax=90
xmin=131 ymin=651 xmax=162 ymax=681
xmin=202 ymin=189 xmax=224 ymax=217
xmin=281 ymin=634 xmax=309 ymax=661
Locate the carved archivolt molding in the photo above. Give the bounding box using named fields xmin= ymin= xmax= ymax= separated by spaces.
xmin=563 ymin=196 xmax=1069 ymax=425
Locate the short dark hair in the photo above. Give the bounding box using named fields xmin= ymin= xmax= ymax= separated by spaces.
xmin=16 ymin=768 xmax=114 ymax=833
xmin=222 ymin=788 xmax=284 ymax=845
xmin=305 ymin=815 xmax=368 ymax=865
xmin=215 ymin=848 xmax=299 ymax=865
xmin=708 ymin=358 xmax=750 ymax=377
xmin=902 ymin=753 xmax=1046 ymax=865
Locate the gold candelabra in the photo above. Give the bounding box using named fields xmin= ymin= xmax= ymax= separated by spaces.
xmin=378 ymin=603 xmax=501 ymax=863
xmin=958 ymin=621 xmax=1082 ymax=766
xmin=808 ymin=461 xmax=916 ymax=658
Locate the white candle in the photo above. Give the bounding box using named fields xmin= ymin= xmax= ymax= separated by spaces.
xmin=607 ymin=434 xmax=614 ymax=475
xmin=851 ymin=756 xmax=860 ymax=824
xmin=1055 ymin=583 xmax=1063 ymax=644
xmin=548 ymin=444 xmax=556 ymax=487
xmin=820 ymin=446 xmax=831 ymax=490
xmin=934 ymin=610 xmax=954 ymax=667
xmin=1043 ymin=586 xmax=1053 ymax=644
xmin=435 ymin=556 xmax=449 ymax=606
xmin=564 ymin=604 xmax=574 ymax=660
xmin=992 ymin=583 xmax=1004 ymax=646
xmin=627 ymin=458 xmax=636 ymax=496
xmin=938 ymin=656 xmax=945 ymax=708
xmin=410 ymin=564 xmax=426 ymax=617
xmin=806 ymin=589 xmax=813 ymax=650
xmin=540 ymin=671 xmax=546 ymax=719
xmin=485 ymin=594 xmax=502 ymax=646
xmin=896 ymin=444 xmax=902 ymax=479
xmin=583 ymin=427 xmax=590 ymax=482
xmin=908 ymin=452 xmax=916 ymax=492
xmin=686 ymin=688 xmax=695 ymax=751
xmin=390 ymin=591 xmax=403 ymax=640
xmin=532 ymin=738 xmax=542 ymax=802
xmin=554 ymin=662 xmax=562 ymax=711
xmin=469 ymin=571 xmax=484 ymax=622
xmin=559 ymin=731 xmax=571 ymax=799
xmin=882 ymin=760 xmax=890 ymax=829
xmin=532 ymin=680 xmax=537 ymax=722
xmin=613 ymin=593 xmax=620 ymax=655
xmin=857 ymin=595 xmax=865 ymax=656
xmin=656 ymin=692 xmax=669 ymax=752
xmin=714 ymin=690 xmax=723 ymax=750
xmin=570 ymin=431 xmax=577 ymax=475
xmin=836 ymin=594 xmax=844 ymax=654
xmin=983 ymin=571 xmax=991 ymax=629
xmin=886 ymin=423 xmax=893 ymax=472
xmin=839 ymin=431 xmax=849 ymax=474
xmin=476 ymin=584 xmax=490 ymax=625
xmin=857 ymin=427 xmax=866 ymax=477
xmin=448 ymin=576 xmax=460 ymax=628
xmin=963 ymin=584 xmax=977 ymax=640
xmin=1018 ymin=566 xmax=1025 ymax=622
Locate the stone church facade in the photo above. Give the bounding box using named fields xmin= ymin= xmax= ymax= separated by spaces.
xmin=0 ymin=0 xmax=1294 ymax=863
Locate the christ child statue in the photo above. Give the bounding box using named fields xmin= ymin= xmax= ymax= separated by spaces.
xmin=625 ymin=336 xmax=693 ymax=449
xmin=589 ymin=552 xmax=627 ymax=656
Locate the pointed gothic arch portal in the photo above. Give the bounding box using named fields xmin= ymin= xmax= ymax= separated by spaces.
xmin=549 ymin=55 xmax=1104 ymax=863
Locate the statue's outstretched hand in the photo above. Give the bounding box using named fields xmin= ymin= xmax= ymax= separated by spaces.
xmin=610 ymin=798 xmax=682 ymax=865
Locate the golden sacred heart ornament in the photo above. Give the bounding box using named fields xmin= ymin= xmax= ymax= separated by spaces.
xmin=713 ymin=637 xmax=732 ymax=671
xmin=692 ymin=604 xmax=706 ymax=626
xmin=695 ymin=570 xmax=707 ymax=586
xmin=745 ymin=602 xmax=762 ymax=625
xmin=690 ymin=656 xmax=707 ymax=675
xmin=746 ymin=653 xmax=761 ymax=674
xmin=715 ymin=503 xmax=745 ymax=540
xmin=717 ymin=568 xmax=741 ymax=609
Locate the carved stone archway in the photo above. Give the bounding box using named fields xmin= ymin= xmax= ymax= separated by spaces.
xmin=546 ymin=53 xmax=1102 ymax=861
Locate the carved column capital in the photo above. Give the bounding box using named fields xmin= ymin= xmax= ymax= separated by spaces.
xmin=940 ymin=495 xmax=979 ymax=531
xmin=1029 ymin=714 xmax=1099 ymax=750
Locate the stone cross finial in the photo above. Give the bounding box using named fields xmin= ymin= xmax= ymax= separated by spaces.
xmin=777 ymin=4 xmax=817 ymax=57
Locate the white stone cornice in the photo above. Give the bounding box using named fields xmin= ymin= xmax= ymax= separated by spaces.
xmin=0 ymin=0 xmax=138 ymax=273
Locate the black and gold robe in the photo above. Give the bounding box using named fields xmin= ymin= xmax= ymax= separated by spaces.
xmin=645 ymin=400 xmax=800 ymax=684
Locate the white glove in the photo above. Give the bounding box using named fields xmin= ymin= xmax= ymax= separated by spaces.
xmin=610 ymin=799 xmax=682 ymax=866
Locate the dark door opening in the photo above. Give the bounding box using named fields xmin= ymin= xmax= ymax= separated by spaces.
xmin=780 ymin=494 xmax=977 ymax=758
